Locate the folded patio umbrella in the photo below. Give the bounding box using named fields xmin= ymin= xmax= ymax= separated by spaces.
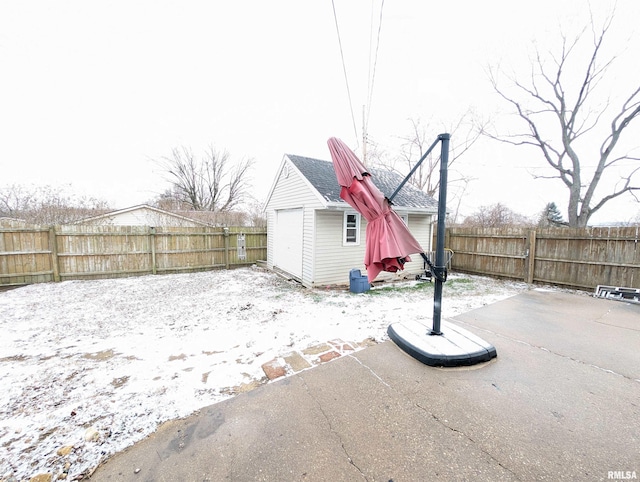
xmin=328 ymin=137 xmax=425 ymax=282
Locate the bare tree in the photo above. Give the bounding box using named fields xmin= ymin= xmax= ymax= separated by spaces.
xmin=463 ymin=203 xmax=534 ymax=228
xmin=400 ymin=116 xmax=480 ymax=197
xmin=0 ymin=184 xmax=36 ymax=218
xmin=0 ymin=184 xmax=109 ymax=224
xmin=398 ymin=118 xmax=438 ymax=195
xmin=449 ymin=176 xmax=474 ymax=225
xmin=245 ymin=199 xmax=267 ymax=228
xmin=370 ymin=112 xmax=483 ymax=200
xmin=218 ymin=151 xmax=254 ymax=212
xmin=153 ymin=188 xmax=194 ymax=212
xmin=159 ymin=145 xmax=254 ymax=212
xmin=487 ymin=12 xmax=640 ymax=227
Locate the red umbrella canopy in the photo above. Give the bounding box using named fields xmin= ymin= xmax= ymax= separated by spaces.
xmin=328 ymin=136 xmax=369 ymax=186
xmin=327 ymin=137 xmax=424 ymax=282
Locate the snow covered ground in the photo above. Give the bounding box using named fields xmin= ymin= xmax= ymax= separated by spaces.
xmin=1 ymin=266 xmax=536 ymax=481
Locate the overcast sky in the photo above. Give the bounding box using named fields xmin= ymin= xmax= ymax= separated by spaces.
xmin=1 ymin=1 xmax=639 ymax=223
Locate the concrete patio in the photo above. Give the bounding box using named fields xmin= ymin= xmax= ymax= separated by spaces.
xmin=93 ymin=289 xmax=640 ymax=481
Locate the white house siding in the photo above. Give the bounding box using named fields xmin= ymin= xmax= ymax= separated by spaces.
xmin=83 ymin=208 xmax=202 ymax=227
xmin=265 ymin=160 xmax=324 ymax=286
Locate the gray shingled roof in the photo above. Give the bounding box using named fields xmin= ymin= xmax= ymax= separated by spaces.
xmin=287 ymin=154 xmax=438 ymax=210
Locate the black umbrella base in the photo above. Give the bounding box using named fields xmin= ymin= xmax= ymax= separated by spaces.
xmin=387 ymin=320 xmax=497 ymax=367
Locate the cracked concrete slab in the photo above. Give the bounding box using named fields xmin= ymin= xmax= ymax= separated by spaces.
xmin=92 ymin=290 xmax=639 ymax=481
xmin=452 ymin=289 xmax=640 ymax=381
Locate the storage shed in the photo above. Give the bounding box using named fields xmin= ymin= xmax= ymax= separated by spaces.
xmin=264 ymin=154 xmax=439 ymax=288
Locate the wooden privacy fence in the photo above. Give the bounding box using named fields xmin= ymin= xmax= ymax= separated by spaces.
xmin=0 ymin=225 xmax=267 ymax=287
xmin=4 ymin=224 xmax=638 ymax=290
xmin=441 ymin=226 xmax=640 ymax=290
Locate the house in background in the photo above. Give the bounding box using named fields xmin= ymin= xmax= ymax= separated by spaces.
xmin=264 ymin=154 xmax=439 ymax=288
xmin=76 ymin=204 xmax=211 ymax=227
xmin=0 ymin=217 xmax=30 ymax=228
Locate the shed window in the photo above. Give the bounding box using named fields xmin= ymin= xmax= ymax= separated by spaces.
xmin=343 ymin=212 xmax=361 ymax=245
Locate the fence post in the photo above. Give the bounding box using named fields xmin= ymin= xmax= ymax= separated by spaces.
xmin=149 ymin=226 xmax=157 ymax=275
xmin=48 ymin=226 xmax=61 ymax=282
xmin=525 ymin=229 xmax=537 ymax=284
xmin=224 ymin=227 xmax=230 ymax=269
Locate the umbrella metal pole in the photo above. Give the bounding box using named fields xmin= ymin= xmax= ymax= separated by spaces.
xmin=386 ymin=132 xmax=497 ymax=366
xmin=431 ymin=133 xmax=450 ymax=336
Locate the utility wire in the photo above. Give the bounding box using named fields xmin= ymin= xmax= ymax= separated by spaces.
xmin=366 ymin=1 xmax=375 ymax=128
xmin=366 ymin=0 xmax=385 ymax=134
xmin=331 ymin=0 xmax=359 ymax=146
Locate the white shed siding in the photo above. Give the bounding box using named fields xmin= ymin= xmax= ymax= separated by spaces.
xmin=265 ymin=155 xmax=437 ymax=287
xmin=300 ymin=207 xmax=316 ymax=286
xmin=266 ymin=211 xmax=276 ymax=268
xmin=312 ymin=210 xmax=367 ymax=286
xmin=265 ymin=162 xmax=323 ymax=211
xmin=365 ymin=213 xmax=433 ymax=283
xmin=273 ymin=209 xmax=303 ymax=277
xmin=395 ymin=213 xmax=433 ymax=275
xmin=311 ymin=211 xmax=434 ymax=286
xmin=265 ymin=160 xmax=324 ymax=286
xmin=412 ymin=214 xmax=434 ymax=253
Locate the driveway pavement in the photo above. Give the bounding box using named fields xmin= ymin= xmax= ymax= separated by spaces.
xmin=92 ymin=289 xmax=640 ymax=481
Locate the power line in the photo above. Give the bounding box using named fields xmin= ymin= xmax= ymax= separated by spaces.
xmin=366 ymin=0 xmax=385 ymax=133
xmin=331 ymin=0 xmax=359 ymax=146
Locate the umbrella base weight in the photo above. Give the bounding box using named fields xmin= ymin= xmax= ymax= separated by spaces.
xmin=387 ymin=320 xmax=497 ymax=367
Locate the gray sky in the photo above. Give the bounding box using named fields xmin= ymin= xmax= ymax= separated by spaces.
xmin=1 ymin=0 xmax=639 ymax=223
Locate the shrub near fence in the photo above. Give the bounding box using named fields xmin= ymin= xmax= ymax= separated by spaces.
xmin=0 ymin=225 xmax=267 ymax=287
xmin=441 ymin=226 xmax=640 ymax=290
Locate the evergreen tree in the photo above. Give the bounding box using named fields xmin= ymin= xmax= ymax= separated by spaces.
xmin=539 ymin=202 xmax=566 ymax=227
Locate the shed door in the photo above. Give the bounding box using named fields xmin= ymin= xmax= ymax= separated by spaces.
xmin=274 ymin=208 xmax=303 ymax=278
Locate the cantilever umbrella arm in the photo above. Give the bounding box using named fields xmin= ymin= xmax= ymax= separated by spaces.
xmin=387 ymin=134 xmax=443 ymax=205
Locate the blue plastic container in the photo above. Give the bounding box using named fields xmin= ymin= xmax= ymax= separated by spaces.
xmin=349 ymin=268 xmax=370 ymax=293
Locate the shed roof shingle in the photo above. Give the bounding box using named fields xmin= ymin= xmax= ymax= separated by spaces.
xmin=287 ymin=154 xmax=438 ymax=210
